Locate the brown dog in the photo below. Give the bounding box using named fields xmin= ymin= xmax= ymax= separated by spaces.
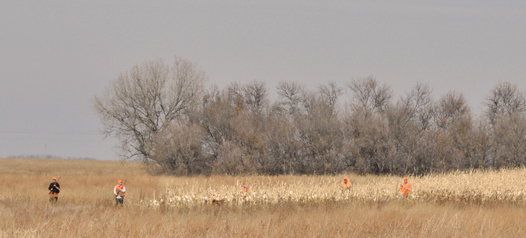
xmin=212 ymin=199 xmax=225 ymax=206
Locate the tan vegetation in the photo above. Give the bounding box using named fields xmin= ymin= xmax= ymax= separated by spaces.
xmin=153 ymin=169 xmax=526 ymax=208
xmin=2 ymin=158 xmax=526 ymax=237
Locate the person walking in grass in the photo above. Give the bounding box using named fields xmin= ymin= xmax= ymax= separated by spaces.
xmin=48 ymin=177 xmax=60 ymax=204
xmin=341 ymin=176 xmax=351 ymax=193
xmin=114 ymin=180 xmax=126 ymax=206
xmin=241 ymin=184 xmax=250 ymax=193
xmin=400 ymin=177 xmax=411 ymax=197
xmin=241 ymin=184 xmax=251 ymax=203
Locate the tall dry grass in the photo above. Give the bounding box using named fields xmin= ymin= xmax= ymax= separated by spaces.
xmin=1 ymin=158 xmax=526 ymax=237
xmin=150 ymin=169 xmax=526 ymax=208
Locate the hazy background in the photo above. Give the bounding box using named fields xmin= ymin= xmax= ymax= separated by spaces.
xmin=1 ymin=1 xmax=525 ymax=160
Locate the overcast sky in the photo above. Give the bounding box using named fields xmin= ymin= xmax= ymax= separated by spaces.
xmin=1 ymin=1 xmax=525 ymax=160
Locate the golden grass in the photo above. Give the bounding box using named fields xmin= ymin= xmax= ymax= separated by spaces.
xmin=151 ymin=170 xmax=526 ymax=208
xmin=1 ymin=158 xmax=526 ymax=237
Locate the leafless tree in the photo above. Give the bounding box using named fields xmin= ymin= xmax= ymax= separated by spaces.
xmin=434 ymin=91 xmax=474 ymax=170
xmin=263 ymin=105 xmax=302 ymax=174
xmin=491 ymin=113 xmax=526 ymax=168
xmin=295 ymin=90 xmax=345 ymax=174
xmin=150 ymin=121 xmax=209 ymax=175
xmin=383 ymin=83 xmax=435 ymax=174
xmin=244 ymin=80 xmax=269 ymax=115
xmin=200 ymin=84 xmax=269 ymax=174
xmin=94 ymin=64 xmax=526 ymax=175
xmin=400 ymin=82 xmax=434 ymax=131
xmin=485 ymin=81 xmax=526 ymax=126
xmin=469 ymin=120 xmax=491 ymax=169
xmin=344 ymin=77 xmax=394 ymax=174
xmin=317 ymin=82 xmax=343 ymax=117
xmin=384 ymin=103 xmax=420 ymax=174
xmin=93 ymin=56 xmax=206 ymax=163
xmin=277 ymin=81 xmax=306 ymax=116
xmin=435 ymin=91 xmax=471 ymax=131
xmin=347 ymin=76 xmax=393 ymax=118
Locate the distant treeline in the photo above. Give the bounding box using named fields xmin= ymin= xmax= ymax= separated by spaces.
xmin=94 ymin=57 xmax=526 ymax=176
xmin=7 ymin=155 xmax=96 ymax=161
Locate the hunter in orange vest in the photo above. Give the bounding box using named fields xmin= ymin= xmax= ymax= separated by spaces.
xmin=400 ymin=177 xmax=411 ymax=196
xmin=241 ymin=184 xmax=250 ymax=193
xmin=241 ymin=184 xmax=251 ymax=202
xmin=114 ymin=180 xmax=126 ymax=206
xmin=341 ymin=177 xmax=351 ymax=193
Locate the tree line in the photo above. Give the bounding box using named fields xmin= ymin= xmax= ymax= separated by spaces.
xmin=93 ymin=57 xmax=526 ymax=176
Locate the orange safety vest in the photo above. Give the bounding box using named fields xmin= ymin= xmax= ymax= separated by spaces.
xmin=341 ymin=181 xmax=351 ymax=190
xmin=400 ymin=182 xmax=411 ymax=195
xmin=241 ymin=188 xmax=250 ymax=193
xmin=115 ymin=184 xmax=125 ymax=196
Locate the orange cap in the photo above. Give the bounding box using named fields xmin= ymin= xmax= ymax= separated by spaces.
xmin=244 ymin=185 xmax=247 ymax=188
xmin=118 ymin=180 xmax=123 ymax=183
xmin=53 ymin=177 xmax=57 ymax=180
xmin=403 ymin=177 xmax=408 ymax=180
xmin=343 ymin=177 xmax=347 ymax=180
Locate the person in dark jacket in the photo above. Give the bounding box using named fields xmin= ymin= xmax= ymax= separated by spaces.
xmin=48 ymin=177 xmax=60 ymax=204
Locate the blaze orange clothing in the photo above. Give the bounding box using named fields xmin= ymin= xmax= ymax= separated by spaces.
xmin=241 ymin=188 xmax=250 ymax=193
xmin=400 ymin=182 xmax=411 ymax=195
xmin=341 ymin=181 xmax=351 ymax=191
xmin=115 ymin=184 xmax=126 ymax=197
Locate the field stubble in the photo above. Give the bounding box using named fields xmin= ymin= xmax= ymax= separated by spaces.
xmin=1 ymin=158 xmax=526 ymax=237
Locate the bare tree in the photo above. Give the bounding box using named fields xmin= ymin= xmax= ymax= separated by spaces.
xmin=93 ymin=56 xmax=206 ymax=163
xmin=401 ymin=82 xmax=434 ymax=131
xmin=385 ymin=102 xmax=420 ymax=174
xmin=384 ymin=83 xmax=434 ymax=175
xmin=263 ymin=105 xmax=302 ymax=174
xmin=485 ymin=81 xmax=526 ymax=126
xmin=346 ymin=111 xmax=391 ymax=174
xmin=200 ymin=84 xmax=267 ymax=174
xmin=317 ymin=82 xmax=343 ymax=117
xmin=295 ymin=90 xmax=345 ymax=174
xmin=244 ymin=80 xmax=269 ymax=115
xmin=492 ymin=113 xmax=526 ymax=168
xmin=344 ymin=77 xmax=393 ymax=174
xmin=435 ymin=91 xmax=471 ymax=131
xmin=277 ymin=81 xmax=306 ymax=116
xmin=434 ymin=91 xmax=473 ymax=170
xmin=347 ymin=76 xmax=393 ymax=117
xmin=469 ymin=120 xmax=491 ymax=169
xmin=150 ymin=121 xmax=209 ymax=175
xmin=94 ymin=66 xmax=526 ymax=176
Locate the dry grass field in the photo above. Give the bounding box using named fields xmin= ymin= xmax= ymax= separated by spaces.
xmin=1 ymin=158 xmax=526 ymax=237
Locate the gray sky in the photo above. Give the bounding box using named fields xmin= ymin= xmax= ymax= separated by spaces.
xmin=1 ymin=1 xmax=525 ymax=160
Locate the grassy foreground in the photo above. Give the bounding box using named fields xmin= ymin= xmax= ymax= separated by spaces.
xmin=1 ymin=158 xmax=526 ymax=237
